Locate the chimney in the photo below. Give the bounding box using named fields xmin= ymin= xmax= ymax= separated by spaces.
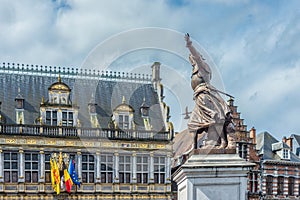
xmin=249 ymin=127 xmax=256 ymax=144
xmin=285 ymin=136 xmax=293 ymax=152
xmin=151 ymin=62 xmax=161 ymax=82
xmin=282 ymin=136 xmax=287 ymax=144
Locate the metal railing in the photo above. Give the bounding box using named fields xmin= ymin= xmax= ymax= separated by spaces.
xmin=0 ymin=62 xmax=152 ymax=83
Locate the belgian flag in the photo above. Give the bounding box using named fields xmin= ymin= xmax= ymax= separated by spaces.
xmin=64 ymin=163 xmax=73 ymax=193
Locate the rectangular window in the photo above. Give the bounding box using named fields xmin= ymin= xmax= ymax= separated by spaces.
xmin=46 ymin=110 xmax=58 ymax=126
xmin=45 ymin=153 xmax=51 ymax=183
xmin=154 ymin=156 xmax=165 ymax=184
xmin=137 ymin=155 xmax=149 ymax=184
xmin=277 ymin=176 xmax=284 ymax=195
xmin=118 ymin=115 xmax=129 ymax=129
xmin=119 ymin=155 xmax=131 ymax=183
xmin=288 ymin=177 xmax=294 ymax=196
xmin=266 ymin=175 xmax=273 ymax=195
xmin=238 ymin=143 xmax=247 ymax=160
xmin=101 ymin=154 xmax=113 ymax=183
xmin=249 ymin=172 xmax=258 ymax=193
xmin=4 ymin=152 xmax=18 ymax=183
xmin=283 ymin=149 xmax=289 ymax=159
xmin=25 ymin=152 xmax=39 ymax=183
xmin=62 ymin=111 xmax=73 ymax=127
xmin=82 ymin=154 xmax=95 ymax=183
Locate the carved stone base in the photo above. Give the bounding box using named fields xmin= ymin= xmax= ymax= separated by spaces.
xmin=191 ymin=148 xmax=236 ymax=156
xmin=173 ymin=153 xmax=255 ymax=200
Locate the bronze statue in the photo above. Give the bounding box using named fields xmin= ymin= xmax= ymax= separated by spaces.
xmin=185 ymin=33 xmax=235 ymax=149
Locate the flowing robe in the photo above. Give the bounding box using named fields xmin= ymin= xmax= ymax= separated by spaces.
xmin=187 ymin=54 xmax=230 ymax=134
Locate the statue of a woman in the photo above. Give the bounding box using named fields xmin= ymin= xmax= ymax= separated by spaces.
xmin=185 ymin=34 xmax=235 ymax=149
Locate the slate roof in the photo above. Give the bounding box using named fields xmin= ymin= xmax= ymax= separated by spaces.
xmin=256 ymin=131 xmax=300 ymax=162
xmin=291 ymin=134 xmax=300 ymax=156
xmin=0 ymin=66 xmax=165 ymax=130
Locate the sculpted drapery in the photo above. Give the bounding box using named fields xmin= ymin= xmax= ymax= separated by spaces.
xmin=185 ymin=34 xmax=235 ymax=149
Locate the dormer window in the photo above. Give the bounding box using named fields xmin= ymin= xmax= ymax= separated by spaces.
xmin=40 ymin=75 xmax=79 ymax=127
xmin=62 ymin=111 xmax=73 ymax=127
xmin=283 ymin=148 xmax=290 ymax=159
xmin=272 ymin=141 xmax=291 ymax=160
xmin=119 ymin=115 xmax=129 ymax=129
xmin=46 ymin=110 xmax=57 ymax=126
xmin=113 ymin=96 xmax=134 ymax=130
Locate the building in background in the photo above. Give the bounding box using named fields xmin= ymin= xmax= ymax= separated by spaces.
xmin=253 ymin=132 xmax=300 ymax=200
xmin=0 ymin=62 xmax=174 ymax=200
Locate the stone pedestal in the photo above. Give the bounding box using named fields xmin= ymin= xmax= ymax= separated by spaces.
xmin=173 ymin=150 xmax=255 ymax=200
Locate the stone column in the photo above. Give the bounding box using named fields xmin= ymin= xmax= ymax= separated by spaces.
xmin=39 ymin=149 xmax=45 ymax=182
xmin=132 ymin=151 xmax=137 ymax=183
xmin=0 ymin=147 xmax=3 ymax=183
xmin=19 ymin=148 xmax=25 ymax=183
xmin=149 ymin=152 xmax=154 ymax=183
xmin=114 ymin=152 xmax=119 ymax=183
xmin=96 ymin=151 xmax=101 ymax=183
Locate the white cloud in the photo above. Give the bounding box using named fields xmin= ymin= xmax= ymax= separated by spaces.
xmin=1 ymin=0 xmax=300 ymax=138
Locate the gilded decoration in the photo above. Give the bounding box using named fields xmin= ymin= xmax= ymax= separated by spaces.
xmin=6 ymin=139 xmax=16 ymax=144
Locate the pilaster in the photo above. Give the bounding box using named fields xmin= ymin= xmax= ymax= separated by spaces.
xmin=18 ymin=148 xmax=24 ymax=183
xmin=114 ymin=152 xmax=119 ymax=183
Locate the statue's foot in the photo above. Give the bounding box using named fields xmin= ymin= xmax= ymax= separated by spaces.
xmin=226 ymin=142 xmax=236 ymax=149
xmin=217 ymin=142 xmax=228 ymax=149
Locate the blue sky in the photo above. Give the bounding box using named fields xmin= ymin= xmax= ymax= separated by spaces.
xmin=1 ymin=0 xmax=300 ymax=139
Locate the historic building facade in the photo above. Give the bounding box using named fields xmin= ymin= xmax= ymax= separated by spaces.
xmin=0 ymin=62 xmax=174 ymax=199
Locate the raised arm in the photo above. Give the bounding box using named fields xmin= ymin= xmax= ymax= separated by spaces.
xmin=184 ymin=33 xmax=201 ymax=60
xmin=185 ymin=33 xmax=212 ymax=80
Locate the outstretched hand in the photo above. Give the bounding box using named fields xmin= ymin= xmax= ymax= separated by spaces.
xmin=185 ymin=33 xmax=192 ymax=46
xmin=184 ymin=33 xmax=190 ymax=42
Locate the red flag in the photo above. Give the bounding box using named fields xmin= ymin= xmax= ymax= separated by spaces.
xmin=64 ymin=168 xmax=73 ymax=193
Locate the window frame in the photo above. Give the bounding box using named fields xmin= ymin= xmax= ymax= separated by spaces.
xmin=277 ymin=176 xmax=284 ymax=195
xmin=4 ymin=151 xmax=19 ymax=183
xmin=283 ymin=149 xmax=289 ymax=159
xmin=62 ymin=110 xmax=74 ymax=127
xmin=100 ymin=154 xmax=113 ymax=183
xmin=82 ymin=154 xmax=95 ymax=183
xmin=46 ymin=110 xmax=58 ymax=126
xmin=249 ymin=171 xmax=258 ymax=193
xmin=136 ymin=155 xmax=149 ymax=184
xmin=44 ymin=153 xmax=51 ymax=183
xmin=154 ymin=156 xmax=165 ymax=184
xmin=288 ymin=177 xmax=295 ymax=196
xmin=118 ymin=114 xmax=130 ymax=129
xmin=119 ymin=155 xmax=132 ymax=183
xmin=238 ymin=143 xmax=248 ymax=160
xmin=266 ymin=175 xmax=273 ymax=195
xmin=24 ymin=152 xmax=39 ymax=183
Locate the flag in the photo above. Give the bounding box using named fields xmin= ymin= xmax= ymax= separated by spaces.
xmin=60 ymin=174 xmax=64 ymax=190
xmin=68 ymin=159 xmax=81 ymax=188
xmin=64 ymin=166 xmax=73 ymax=193
xmin=50 ymin=158 xmax=60 ymax=194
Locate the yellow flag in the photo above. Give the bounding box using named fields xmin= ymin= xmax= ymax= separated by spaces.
xmin=50 ymin=158 xmax=60 ymax=194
